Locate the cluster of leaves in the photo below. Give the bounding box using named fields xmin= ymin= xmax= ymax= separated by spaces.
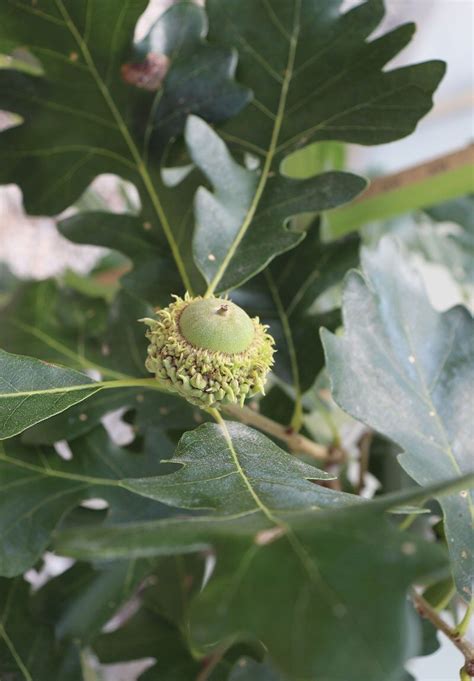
xmin=0 ymin=1 xmax=472 ymax=680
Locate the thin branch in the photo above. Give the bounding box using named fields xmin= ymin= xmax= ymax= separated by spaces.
xmin=327 ymin=143 xmax=474 ymax=237
xmin=224 ymin=404 xmax=329 ymax=461
xmin=357 ymin=430 xmax=373 ymax=495
xmin=194 ymin=645 xmax=228 ymax=681
xmin=355 ymin=144 xmax=474 ymax=202
xmin=411 ymin=589 xmax=474 ymax=664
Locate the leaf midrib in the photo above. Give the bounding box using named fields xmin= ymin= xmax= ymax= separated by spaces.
xmin=0 ymin=377 xmax=162 ymax=400
xmin=204 ymin=0 xmax=302 ymax=295
xmin=51 ymin=0 xmax=192 ymax=292
xmin=215 ymin=415 xmax=386 ymax=678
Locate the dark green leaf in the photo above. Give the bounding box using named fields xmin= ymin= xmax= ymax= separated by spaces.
xmin=229 ymin=657 xmax=284 ymax=681
xmin=0 ymin=280 xmax=151 ymax=380
xmin=21 ymin=387 xmax=142 ymax=445
xmin=0 ymin=1 xmax=247 ymax=295
xmin=209 ymin=0 xmax=444 ymax=157
xmin=192 ymin=0 xmax=444 ymax=291
xmin=34 ymin=559 xmax=155 ymax=643
xmin=0 ymin=349 xmax=101 ymax=439
xmin=0 ymin=426 xmax=177 ymax=576
xmin=56 ymin=476 xmax=459 ymax=681
xmin=122 ymin=422 xmax=339 ymax=514
xmin=0 ymin=577 xmax=82 ymax=681
xmin=185 ymin=115 xmax=365 ymax=291
xmin=322 ymin=237 xmax=474 ymax=601
xmin=238 ymin=227 xmax=360 ymax=394
xmin=134 ymin=2 xmax=251 ymax=157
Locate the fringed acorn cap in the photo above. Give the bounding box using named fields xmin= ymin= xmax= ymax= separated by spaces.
xmin=141 ymin=294 xmax=275 ymax=409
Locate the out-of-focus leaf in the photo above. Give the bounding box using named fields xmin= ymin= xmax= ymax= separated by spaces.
xmin=325 ymin=148 xmax=474 ymax=239
xmin=229 ymin=657 xmax=284 ymax=681
xmin=0 ymin=426 xmax=177 ymax=576
xmin=58 ymin=196 xmax=200 ymax=305
xmin=89 ymin=555 xmax=223 ymax=681
xmin=0 ymin=280 xmax=151 ymax=380
xmin=322 ymin=237 xmax=474 ymax=601
xmin=134 ymin=2 xmax=251 ymax=158
xmin=34 ymin=560 xmax=155 ymax=643
xmin=21 ymin=387 xmax=141 ymax=445
xmin=426 ymin=194 xmax=474 ymax=234
xmin=0 ymin=577 xmax=82 ymax=681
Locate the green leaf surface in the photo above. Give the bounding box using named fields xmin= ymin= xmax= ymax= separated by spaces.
xmin=134 ymin=1 xmax=251 ymax=157
xmin=34 ymin=559 xmax=156 ymax=643
xmin=322 ymin=237 xmax=474 ymax=601
xmin=209 ymin=0 xmax=444 ymax=156
xmin=229 ymin=657 xmax=284 ymax=681
xmin=0 ymin=426 xmax=178 ymax=576
xmin=197 ymin=0 xmax=444 ymax=291
xmin=56 ymin=474 xmax=458 ymax=681
xmin=123 ymin=422 xmax=340 ymax=514
xmin=58 ymin=211 xmax=187 ymax=306
xmin=0 ymin=0 xmax=247 ymax=294
xmin=186 ymin=115 xmax=365 ymax=291
xmin=0 ymin=349 xmax=101 ymax=440
xmin=21 ymin=387 xmax=149 ymax=445
xmin=0 ymin=280 xmax=151 ymax=380
xmin=0 ymin=577 xmax=82 ymax=681
xmin=237 ymin=228 xmax=360 ymax=397
xmin=89 ymin=555 xmax=229 ymax=681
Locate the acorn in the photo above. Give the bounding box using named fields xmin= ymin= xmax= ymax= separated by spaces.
xmin=141 ymin=294 xmax=275 ymax=409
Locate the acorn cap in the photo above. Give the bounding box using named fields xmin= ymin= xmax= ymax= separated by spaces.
xmin=141 ymin=294 xmax=275 ymax=409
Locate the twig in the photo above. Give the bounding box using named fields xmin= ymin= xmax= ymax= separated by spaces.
xmin=411 ymin=589 xmax=474 ymax=665
xmin=355 ymin=144 xmax=474 ymax=202
xmin=357 ymin=430 xmax=373 ymax=494
xmin=194 ymin=646 xmax=228 ymax=681
xmin=223 ymin=404 xmax=329 ymax=461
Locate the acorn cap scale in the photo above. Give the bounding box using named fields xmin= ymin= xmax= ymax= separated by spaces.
xmin=141 ymin=294 xmax=275 ymax=409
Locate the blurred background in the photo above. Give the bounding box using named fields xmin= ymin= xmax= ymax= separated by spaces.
xmin=0 ymin=1 xmax=472 ymax=679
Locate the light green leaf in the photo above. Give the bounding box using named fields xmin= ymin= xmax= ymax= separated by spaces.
xmin=322 ymin=237 xmax=474 ymax=601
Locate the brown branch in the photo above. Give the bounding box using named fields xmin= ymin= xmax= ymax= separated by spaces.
xmin=223 ymin=404 xmax=329 ymax=461
xmin=354 ymin=143 xmax=474 ymax=202
xmin=411 ymin=589 xmax=474 ymax=666
xmin=357 ymin=431 xmax=373 ymax=494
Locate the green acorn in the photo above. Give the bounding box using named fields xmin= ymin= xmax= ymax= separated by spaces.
xmin=141 ymin=294 xmax=275 ymax=409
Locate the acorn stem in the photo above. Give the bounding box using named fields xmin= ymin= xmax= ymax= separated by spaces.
xmin=223 ymin=403 xmax=329 ymax=461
